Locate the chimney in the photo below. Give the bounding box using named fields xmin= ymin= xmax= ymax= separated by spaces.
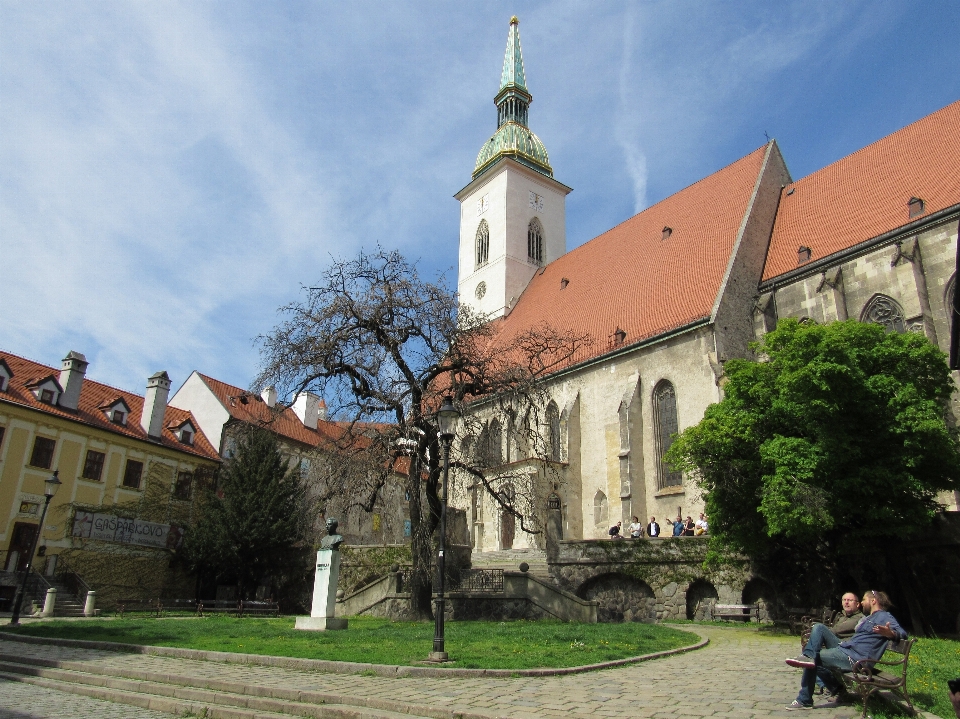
xmin=141 ymin=371 xmax=172 ymax=438
xmin=293 ymin=392 xmax=321 ymax=429
xmin=58 ymin=351 xmax=88 ymax=410
xmin=317 ymin=398 xmax=327 ymax=421
xmin=261 ymin=386 xmax=277 ymax=408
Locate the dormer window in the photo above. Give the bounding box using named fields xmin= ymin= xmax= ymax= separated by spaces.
xmin=100 ymin=398 xmax=131 ymax=426
xmin=613 ymin=328 xmax=626 ymax=346
xmin=169 ymin=420 xmax=197 ymax=446
xmin=27 ymin=376 xmax=62 ymax=405
xmin=798 ymin=245 xmax=812 ymax=265
xmin=662 ymin=226 xmax=673 ymax=241
xmin=908 ymin=197 xmax=924 ymax=218
xmin=0 ymin=359 xmax=12 ymax=392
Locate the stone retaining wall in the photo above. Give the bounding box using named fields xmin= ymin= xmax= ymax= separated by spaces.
xmin=548 ymin=537 xmax=751 ymax=621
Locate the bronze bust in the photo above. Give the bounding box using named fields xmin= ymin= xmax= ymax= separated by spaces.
xmin=320 ymin=517 xmax=344 ymax=551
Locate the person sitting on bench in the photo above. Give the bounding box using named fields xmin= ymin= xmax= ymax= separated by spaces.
xmin=813 ymin=592 xmax=866 ymax=696
xmin=785 ymin=590 xmax=906 ymax=710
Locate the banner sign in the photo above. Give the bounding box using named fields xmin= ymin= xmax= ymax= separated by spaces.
xmin=71 ymin=511 xmax=183 ymax=550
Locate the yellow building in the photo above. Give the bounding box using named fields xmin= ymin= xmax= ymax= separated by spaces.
xmin=0 ymin=349 xmax=219 ymax=612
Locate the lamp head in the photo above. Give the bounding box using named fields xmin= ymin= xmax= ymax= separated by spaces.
xmin=44 ymin=470 xmax=62 ymax=498
xmin=437 ymin=397 xmax=460 ymax=441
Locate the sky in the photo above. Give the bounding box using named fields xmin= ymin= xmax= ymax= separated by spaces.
xmin=2 ymin=1 xmax=960 ymax=400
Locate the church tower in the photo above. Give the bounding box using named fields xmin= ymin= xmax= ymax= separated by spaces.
xmin=456 ymin=17 xmax=572 ymax=319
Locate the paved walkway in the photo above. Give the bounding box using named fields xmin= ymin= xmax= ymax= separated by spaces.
xmin=0 ymin=625 xmax=857 ymax=719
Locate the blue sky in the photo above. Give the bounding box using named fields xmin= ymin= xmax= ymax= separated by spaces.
xmin=2 ymin=1 xmax=959 ymax=399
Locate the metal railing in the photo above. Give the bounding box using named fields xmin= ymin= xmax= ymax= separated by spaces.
xmin=52 ymin=556 xmax=92 ymax=603
xmin=397 ymin=567 xmax=504 ymax=594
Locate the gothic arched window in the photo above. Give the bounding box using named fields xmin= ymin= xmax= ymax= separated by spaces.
xmin=861 ymin=294 xmax=906 ymax=333
xmin=654 ymin=380 xmax=683 ymax=489
xmin=476 ymin=220 xmax=490 ymax=268
xmin=545 ymin=401 xmax=561 ymax=461
xmin=946 ymin=275 xmax=957 ymax=337
xmin=527 ymin=217 xmax=544 ymax=264
xmin=485 ymin=419 xmax=503 ymax=467
xmin=593 ymin=490 xmax=608 ymax=527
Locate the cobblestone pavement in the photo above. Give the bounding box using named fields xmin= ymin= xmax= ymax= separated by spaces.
xmin=0 ymin=676 xmax=175 ymax=719
xmin=0 ymin=625 xmax=858 ymax=719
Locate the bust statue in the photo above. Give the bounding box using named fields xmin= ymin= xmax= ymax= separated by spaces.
xmin=320 ymin=517 xmax=344 ymax=551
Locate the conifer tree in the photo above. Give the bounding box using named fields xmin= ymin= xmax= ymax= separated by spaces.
xmin=185 ymin=428 xmax=308 ymax=601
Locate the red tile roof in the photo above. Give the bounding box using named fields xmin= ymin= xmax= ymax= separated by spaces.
xmin=196 ymin=373 xmax=347 ymax=449
xmin=0 ymin=352 xmax=219 ymax=461
xmin=490 ymin=144 xmax=771 ymax=369
xmin=763 ymin=100 xmax=960 ymax=282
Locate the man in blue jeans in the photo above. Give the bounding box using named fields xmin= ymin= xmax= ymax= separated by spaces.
xmin=785 ymin=590 xmax=907 ymax=710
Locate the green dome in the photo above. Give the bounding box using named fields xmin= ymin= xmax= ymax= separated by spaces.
xmin=473 ymin=121 xmax=553 ymax=179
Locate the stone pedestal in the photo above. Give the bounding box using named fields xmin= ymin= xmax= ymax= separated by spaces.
xmin=295 ymin=616 xmax=348 ymax=630
xmin=41 ymin=588 xmax=57 ymax=617
xmin=296 ymin=548 xmax=347 ymax=631
xmin=83 ymin=590 xmax=96 ymax=617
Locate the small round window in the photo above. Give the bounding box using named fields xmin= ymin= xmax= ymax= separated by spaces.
xmin=475 ymin=281 xmax=487 ymax=299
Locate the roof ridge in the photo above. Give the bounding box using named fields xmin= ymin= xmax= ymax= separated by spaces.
xmin=788 ymin=98 xmax=960 ymax=189
xmin=1 ymin=350 xmax=148 ymax=401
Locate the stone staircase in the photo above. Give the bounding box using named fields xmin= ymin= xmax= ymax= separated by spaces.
xmin=469 ymin=548 xmax=552 ymax=581
xmin=43 ymin=577 xmax=87 ymax=617
xmin=0 ymin=650 xmax=441 ymax=719
xmin=1 ymin=571 xmax=88 ymax=618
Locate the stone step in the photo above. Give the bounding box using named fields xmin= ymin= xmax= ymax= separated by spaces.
xmin=0 ymin=656 xmax=444 ymax=719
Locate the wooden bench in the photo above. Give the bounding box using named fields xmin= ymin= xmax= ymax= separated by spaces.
xmin=197 ymin=599 xmax=279 ymax=617
xmin=712 ymin=603 xmax=760 ymax=622
xmin=839 ymin=638 xmax=917 ymax=717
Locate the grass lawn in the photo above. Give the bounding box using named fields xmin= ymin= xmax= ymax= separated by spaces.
xmin=2 ymin=616 xmax=698 ymax=670
xmin=868 ymin=637 xmax=960 ymax=719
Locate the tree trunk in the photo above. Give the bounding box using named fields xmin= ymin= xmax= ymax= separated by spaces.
xmin=406 ymin=453 xmax=434 ymax=619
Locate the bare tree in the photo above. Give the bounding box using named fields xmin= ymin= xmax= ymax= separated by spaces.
xmin=256 ymin=249 xmax=590 ymax=619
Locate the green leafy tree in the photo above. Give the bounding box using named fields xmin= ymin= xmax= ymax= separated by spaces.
xmin=185 ymin=428 xmax=309 ymax=601
xmin=668 ymin=318 xmax=960 ymax=564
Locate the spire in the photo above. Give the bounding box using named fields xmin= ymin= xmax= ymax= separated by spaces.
xmin=473 ymin=17 xmax=553 ymax=180
xmin=499 ymin=16 xmax=527 ymax=95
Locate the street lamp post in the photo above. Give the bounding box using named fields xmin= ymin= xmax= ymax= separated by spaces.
xmin=430 ymin=397 xmax=460 ymax=661
xmin=10 ymin=470 xmax=62 ymax=625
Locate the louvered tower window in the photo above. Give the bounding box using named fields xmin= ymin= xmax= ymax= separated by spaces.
xmin=528 ymin=217 xmax=544 ymax=264
xmin=476 ymin=220 xmax=490 ymax=268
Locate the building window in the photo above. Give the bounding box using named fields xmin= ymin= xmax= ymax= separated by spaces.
xmin=528 ymin=217 xmax=544 ymax=264
xmin=484 ymin=419 xmax=503 ymax=466
xmin=122 ymin=459 xmax=144 ymax=489
xmin=0 ymin=426 xmax=5 ymax=449
xmin=180 ymin=428 xmax=194 ymax=445
xmin=81 ymin=450 xmax=106 ymax=481
xmin=111 ymin=409 xmax=126 ymax=425
xmin=593 ymin=490 xmax=607 ymax=526
xmin=39 ymin=388 xmax=55 ymax=404
xmin=908 ymin=197 xmax=924 ymax=218
xmin=475 ymin=220 xmax=490 ymax=268
xmin=861 ymin=294 xmax=906 ymax=333
xmin=654 ymin=381 xmax=683 ymax=489
xmin=173 ymin=471 xmax=193 ymax=500
xmin=545 ymin=402 xmax=561 ymax=461
xmin=797 ymin=245 xmax=812 ymax=265
xmin=30 ymin=436 xmax=56 ymax=469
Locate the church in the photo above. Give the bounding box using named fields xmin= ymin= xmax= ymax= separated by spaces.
xmin=453 ymin=18 xmax=960 ymax=553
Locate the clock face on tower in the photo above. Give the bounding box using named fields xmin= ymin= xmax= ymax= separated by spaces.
xmin=475 ymin=281 xmax=487 ymax=299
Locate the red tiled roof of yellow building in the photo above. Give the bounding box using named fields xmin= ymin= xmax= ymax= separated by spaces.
xmin=0 ymin=352 xmax=219 ymax=461
xmin=763 ymin=100 xmax=960 ymax=282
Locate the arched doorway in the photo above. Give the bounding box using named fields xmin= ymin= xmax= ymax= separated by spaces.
xmin=686 ymin=579 xmax=719 ymax=620
xmin=577 ymin=573 xmax=656 ymax=623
